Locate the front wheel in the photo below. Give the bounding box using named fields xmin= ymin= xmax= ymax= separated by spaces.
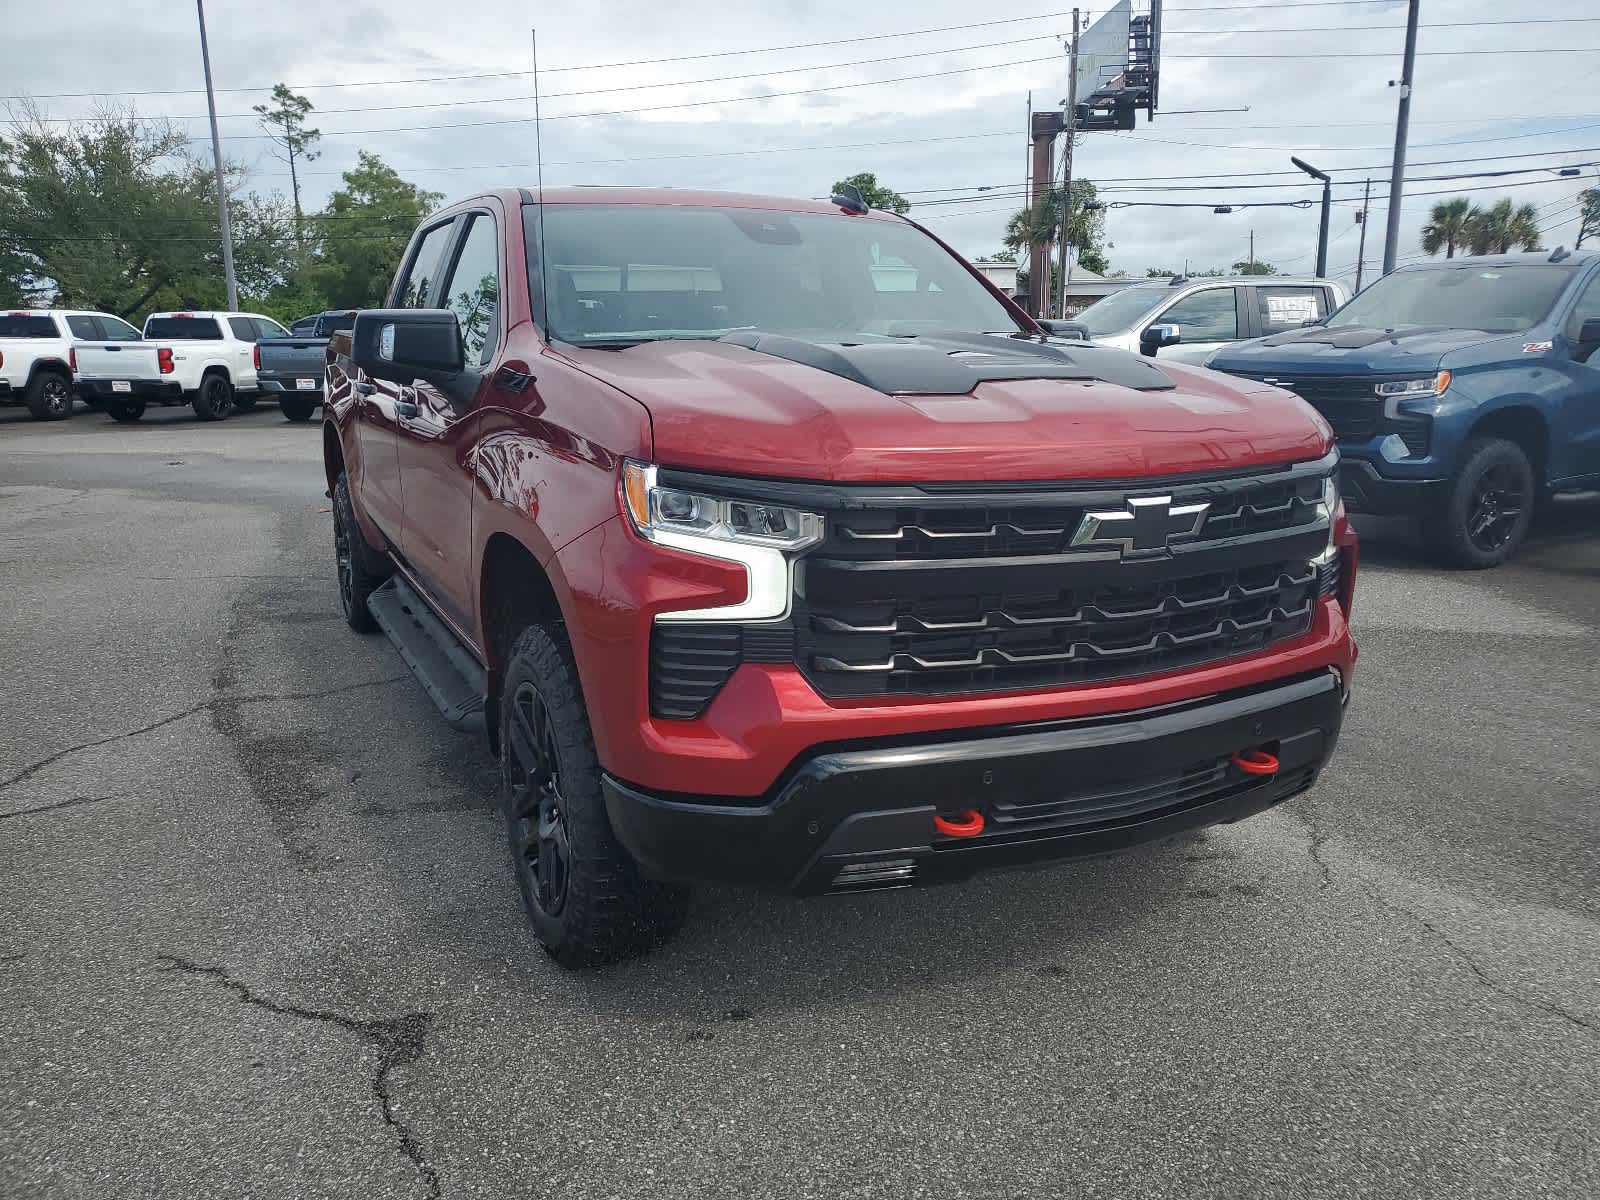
xmin=26 ymin=371 xmax=73 ymax=420
xmin=1423 ymin=437 xmax=1535 ymax=568
xmin=106 ymin=400 xmax=147 ymax=423
xmin=191 ymin=374 xmax=235 ymax=421
xmin=279 ymin=396 xmax=317 ymax=423
xmin=501 ymin=624 xmax=688 ymax=968
xmin=332 ymin=474 xmax=389 ymax=633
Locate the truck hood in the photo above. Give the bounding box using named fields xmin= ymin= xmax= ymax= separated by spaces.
xmin=1211 ymin=323 xmax=1505 ymax=375
xmin=560 ymin=335 xmax=1330 ymax=482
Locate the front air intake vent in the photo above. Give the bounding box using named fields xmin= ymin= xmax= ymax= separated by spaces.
xmin=649 ymin=626 xmax=741 ymax=720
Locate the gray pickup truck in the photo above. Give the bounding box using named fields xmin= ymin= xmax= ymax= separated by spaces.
xmin=256 ymin=310 xmax=357 ymax=422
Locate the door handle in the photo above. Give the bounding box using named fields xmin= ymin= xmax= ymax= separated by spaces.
xmin=395 ymin=399 xmax=419 ymax=419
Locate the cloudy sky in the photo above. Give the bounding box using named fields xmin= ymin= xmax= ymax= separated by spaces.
xmin=7 ymin=0 xmax=1599 ymax=284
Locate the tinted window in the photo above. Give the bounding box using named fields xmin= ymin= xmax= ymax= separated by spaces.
xmin=316 ymin=313 xmax=357 ymax=336
xmin=1255 ymin=286 xmax=1328 ymax=333
xmin=1328 ymin=264 xmax=1576 ymax=333
xmin=66 ymin=316 xmax=100 ymax=339
xmin=0 ymin=314 xmax=60 ymax=338
xmin=291 ymin=317 xmax=318 ymax=335
xmin=397 ymin=220 xmax=457 ymax=307
xmin=227 ymin=317 xmax=257 ymax=340
xmin=99 ymin=316 xmax=143 ymax=341
xmin=440 ymin=214 xmax=499 ymax=364
xmin=145 ymin=317 xmax=223 ymax=340
xmin=536 ymin=205 xmax=1024 ymax=344
xmin=1073 ymin=286 xmax=1168 ymax=336
xmin=1158 ymin=288 xmax=1239 ymax=341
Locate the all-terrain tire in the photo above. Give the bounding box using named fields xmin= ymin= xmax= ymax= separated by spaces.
xmin=191 ymin=373 xmax=235 ymax=421
xmin=500 ymin=624 xmax=689 ymax=968
xmin=332 ymin=473 xmax=390 ymax=633
xmin=280 ymin=396 xmax=317 ymax=423
xmin=1421 ymin=436 xmax=1535 ymax=569
xmin=25 ymin=370 xmax=73 ymax=421
xmin=106 ymin=400 xmax=147 ymax=423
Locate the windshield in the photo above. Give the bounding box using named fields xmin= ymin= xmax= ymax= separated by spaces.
xmin=145 ymin=317 xmax=223 ymax=340
xmin=1073 ymin=286 xmax=1168 ymax=337
xmin=1328 ymin=264 xmax=1576 ymax=333
xmin=532 ymin=204 xmax=1025 ymax=345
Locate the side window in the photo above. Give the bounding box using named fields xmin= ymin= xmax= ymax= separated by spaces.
xmin=1158 ymin=288 xmax=1240 ymax=342
xmin=98 ymin=316 xmax=143 ymax=341
xmin=227 ymin=316 xmax=257 ymax=341
xmin=65 ymin=316 xmax=99 ymax=339
xmin=1564 ymin=271 xmax=1600 ymax=345
xmin=252 ymin=318 xmax=288 ymax=339
xmin=397 ymin=220 xmax=458 ymax=308
xmin=437 ymin=213 xmax=500 ymax=365
xmin=1255 ymin=286 xmax=1327 ymax=333
xmin=291 ymin=317 xmax=317 ymax=335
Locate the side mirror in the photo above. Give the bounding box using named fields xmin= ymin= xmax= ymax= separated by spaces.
xmin=1038 ymin=319 xmax=1090 ymax=341
xmin=1139 ymin=322 xmax=1182 ymax=357
xmin=352 ymin=309 xmax=463 ymax=386
xmin=1579 ymin=317 xmax=1600 ymax=345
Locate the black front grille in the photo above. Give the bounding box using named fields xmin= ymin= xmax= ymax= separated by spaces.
xmin=1231 ymin=374 xmax=1382 ymax=443
xmin=798 ymin=560 xmax=1318 ymax=698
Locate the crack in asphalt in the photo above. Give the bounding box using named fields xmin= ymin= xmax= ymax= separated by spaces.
xmin=0 ymin=676 xmax=407 ymax=797
xmin=155 ymin=955 xmax=440 ymax=1199
xmin=1293 ymin=799 xmax=1336 ymax=889
xmin=0 ymin=793 xmax=118 ymax=822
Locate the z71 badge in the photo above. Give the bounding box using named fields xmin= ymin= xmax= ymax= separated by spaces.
xmin=1523 ymin=341 xmax=1554 ymax=353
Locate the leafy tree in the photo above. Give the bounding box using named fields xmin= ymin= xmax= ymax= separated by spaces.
xmin=1576 ymin=186 xmax=1600 ymax=249
xmin=310 ymin=152 xmax=443 ymax=308
xmin=1421 ymin=197 xmax=1474 ymax=258
xmin=986 ymin=248 xmax=1017 ymax=263
xmin=1464 ymin=199 xmax=1541 ymax=255
xmin=1145 ymin=266 xmax=1178 ymax=278
xmin=829 ymin=171 xmax=910 ymax=214
xmin=1002 ymin=180 xmax=1108 ymax=275
xmin=1232 ymin=259 xmax=1276 ymax=275
xmin=253 ymin=84 xmax=320 ymax=236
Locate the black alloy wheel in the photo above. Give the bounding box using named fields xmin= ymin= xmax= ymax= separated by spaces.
xmin=505 ymin=680 xmax=571 ymax=919
xmin=1424 ymin=436 xmax=1536 ymax=569
xmin=1465 ymin=461 xmax=1526 ymax=555
xmin=193 ymin=374 xmax=234 ymax=421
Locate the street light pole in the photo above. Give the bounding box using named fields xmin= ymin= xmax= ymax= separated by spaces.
xmin=1383 ymin=0 xmax=1422 ymax=276
xmin=1055 ymin=9 xmax=1080 ymax=319
xmin=195 ymin=0 xmax=238 ymax=311
xmin=1291 ymin=156 xmax=1332 ymax=278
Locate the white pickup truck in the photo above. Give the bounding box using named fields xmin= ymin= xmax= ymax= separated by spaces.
xmin=1 ymin=309 xmax=143 ymax=421
xmin=91 ymin=311 xmax=291 ymax=422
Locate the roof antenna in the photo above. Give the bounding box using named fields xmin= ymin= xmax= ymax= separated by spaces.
xmin=830 ymin=182 xmax=870 ymax=215
xmin=531 ymin=28 xmax=551 ymax=340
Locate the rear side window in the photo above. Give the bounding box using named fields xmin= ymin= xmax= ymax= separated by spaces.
xmin=66 ymin=316 xmax=100 ymax=339
xmin=98 ymin=316 xmax=143 ymax=341
xmin=250 ymin=317 xmax=288 ymax=339
xmin=0 ymin=314 xmax=60 ymax=338
xmin=1158 ymin=288 xmax=1239 ymax=341
xmin=227 ymin=317 xmax=257 ymax=340
xmin=145 ymin=317 xmax=223 ymax=340
xmin=396 ymin=220 xmax=458 ymax=307
xmin=1255 ymin=286 xmax=1328 ymax=333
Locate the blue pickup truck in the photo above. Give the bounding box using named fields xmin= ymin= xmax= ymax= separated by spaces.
xmin=1207 ymin=249 xmax=1600 ymax=566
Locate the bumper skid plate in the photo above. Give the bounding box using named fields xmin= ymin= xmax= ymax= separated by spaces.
xmin=603 ymin=671 xmax=1344 ymax=894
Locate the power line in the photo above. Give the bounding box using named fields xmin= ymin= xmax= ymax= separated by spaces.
xmin=1165 ymin=17 xmax=1600 ymax=33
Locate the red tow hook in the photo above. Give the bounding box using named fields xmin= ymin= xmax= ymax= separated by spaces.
xmin=933 ymin=809 xmax=985 ymax=838
xmin=1231 ymin=748 xmax=1280 ymax=777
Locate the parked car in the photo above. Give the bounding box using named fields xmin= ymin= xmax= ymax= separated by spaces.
xmin=0 ymin=308 xmax=143 ymax=420
xmin=119 ymin=311 xmax=290 ymax=421
xmin=1068 ymin=276 xmax=1350 ymax=364
xmin=257 ymin=310 xmax=358 ymax=422
xmin=1207 ymin=249 xmax=1600 ymax=567
xmin=325 ymin=186 xmax=1358 ymax=967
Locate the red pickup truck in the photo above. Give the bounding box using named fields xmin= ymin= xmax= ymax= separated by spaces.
xmin=324 ymin=186 xmax=1358 ymax=967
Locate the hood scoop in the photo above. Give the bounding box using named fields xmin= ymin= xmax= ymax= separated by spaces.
xmin=717 ymin=330 xmax=1175 ymax=395
xmin=1258 ymin=324 xmax=1455 ymax=349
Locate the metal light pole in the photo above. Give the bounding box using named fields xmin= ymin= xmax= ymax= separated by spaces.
xmin=196 ymin=0 xmax=238 ymax=311
xmin=1383 ymin=0 xmax=1422 ymax=276
xmin=1291 ymin=156 xmax=1332 ymax=278
xmin=1054 ymin=9 xmax=1081 ymax=319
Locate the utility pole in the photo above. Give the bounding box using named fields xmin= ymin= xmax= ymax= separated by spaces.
xmin=1355 ymin=178 xmax=1372 ymax=292
xmin=1382 ymin=0 xmax=1421 ymax=276
xmin=1291 ymin=156 xmax=1332 ymax=278
xmin=1055 ymin=9 xmax=1081 ymax=319
xmin=195 ymin=0 xmax=237 ymax=311
xmin=1249 ymin=229 xmax=1255 ymax=272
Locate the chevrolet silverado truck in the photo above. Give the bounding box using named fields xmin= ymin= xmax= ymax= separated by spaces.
xmin=1208 ymin=249 xmax=1600 ymax=567
xmin=0 ymin=309 xmax=143 ymax=420
xmin=324 ymin=186 xmax=1358 ymax=966
xmin=257 ymin=310 xmax=358 ymax=422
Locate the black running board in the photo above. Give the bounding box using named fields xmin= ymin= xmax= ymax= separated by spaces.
xmin=366 ymin=575 xmax=487 ymax=733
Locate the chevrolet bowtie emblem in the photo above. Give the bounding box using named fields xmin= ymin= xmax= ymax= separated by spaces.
xmin=1070 ymin=495 xmax=1211 ymax=556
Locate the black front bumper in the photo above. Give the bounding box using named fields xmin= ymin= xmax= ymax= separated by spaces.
xmin=76 ymin=379 xmax=182 ymax=400
xmin=603 ymin=671 xmax=1345 ymax=895
xmin=1339 ymin=459 xmax=1443 ymax=516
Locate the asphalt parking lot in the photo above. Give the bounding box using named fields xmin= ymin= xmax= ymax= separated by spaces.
xmin=2 ymin=402 xmax=1597 ymax=1199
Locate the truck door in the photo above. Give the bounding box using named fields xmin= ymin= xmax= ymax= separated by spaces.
xmin=1547 ymin=268 xmax=1600 ymax=484
xmin=395 ymin=208 xmax=504 ymax=638
xmin=1148 ymin=286 xmax=1243 ymax=363
xmin=352 ymin=217 xmax=460 ymax=549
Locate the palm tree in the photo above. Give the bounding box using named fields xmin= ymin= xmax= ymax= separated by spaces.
xmin=1464 ymin=199 xmax=1543 ymax=255
xmin=1421 ymin=197 xmax=1475 ymax=258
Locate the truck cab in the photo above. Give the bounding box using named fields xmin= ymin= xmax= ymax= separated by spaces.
xmin=1208 ymin=250 xmax=1600 ymax=567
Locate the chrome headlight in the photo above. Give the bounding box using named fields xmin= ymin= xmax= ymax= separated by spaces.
xmin=621 ymin=460 xmax=823 ymax=622
xmin=1374 ymin=371 xmax=1450 ymax=400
